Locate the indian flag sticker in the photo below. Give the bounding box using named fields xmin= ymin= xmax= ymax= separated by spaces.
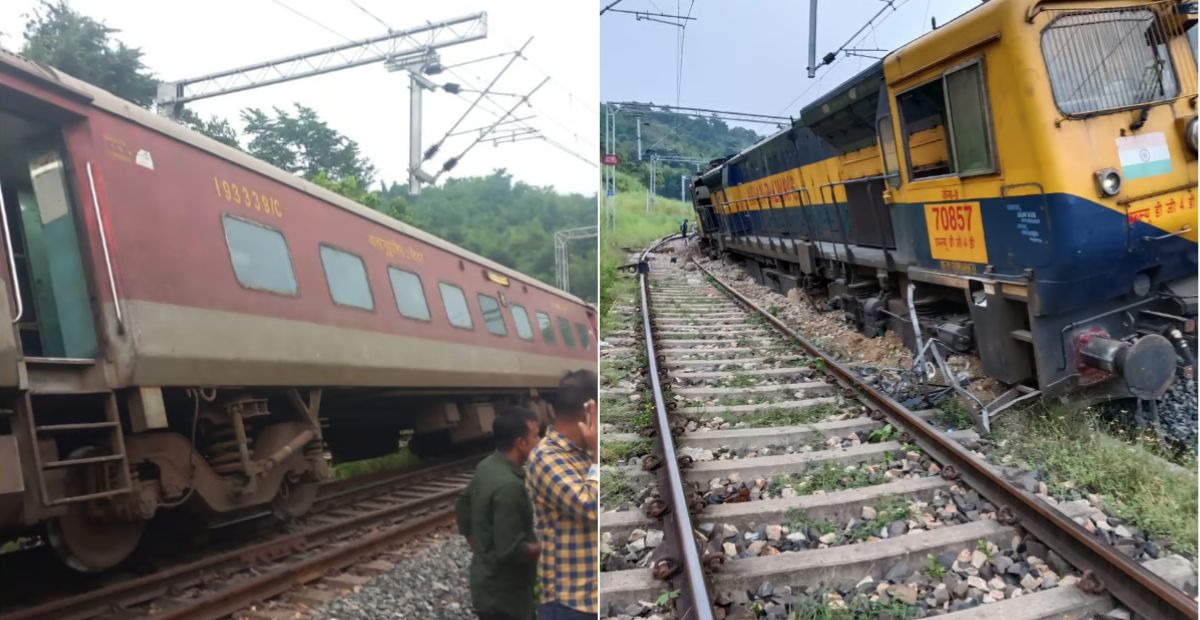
xmin=1116 ymin=132 xmax=1172 ymax=180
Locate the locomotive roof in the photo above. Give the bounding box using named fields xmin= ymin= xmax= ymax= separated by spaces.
xmin=0 ymin=50 xmax=589 ymax=307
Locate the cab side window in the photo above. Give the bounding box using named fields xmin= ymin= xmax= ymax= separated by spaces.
xmin=897 ymin=60 xmax=996 ymax=180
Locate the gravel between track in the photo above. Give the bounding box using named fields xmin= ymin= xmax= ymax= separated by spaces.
xmin=310 ymin=529 xmax=475 ymax=620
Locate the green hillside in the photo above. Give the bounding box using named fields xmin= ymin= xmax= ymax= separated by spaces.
xmin=601 ymin=104 xmax=763 ymax=199
xmin=599 ymin=172 xmax=692 ymax=327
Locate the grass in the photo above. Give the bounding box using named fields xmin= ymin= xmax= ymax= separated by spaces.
xmin=599 ymin=173 xmax=692 ymax=328
xmin=991 ymin=403 xmax=1198 ymax=555
xmin=936 ymin=397 xmax=976 ymax=429
xmin=786 ymin=496 xmax=910 ymax=544
xmin=768 ymin=460 xmax=884 ymax=497
xmin=600 ymin=438 xmax=652 ymax=465
xmin=600 ymin=467 xmax=637 ymax=509
xmin=702 ymin=402 xmax=839 ymax=428
xmin=329 ymin=448 xmax=420 ymax=480
xmin=790 ymin=593 xmax=919 ymax=620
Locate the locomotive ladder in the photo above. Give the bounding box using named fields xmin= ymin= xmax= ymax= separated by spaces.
xmin=18 ymin=392 xmax=132 ymax=506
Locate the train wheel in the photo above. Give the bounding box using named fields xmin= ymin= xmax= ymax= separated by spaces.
xmin=271 ymin=476 xmax=318 ymax=520
xmin=45 ymin=449 xmax=144 ymax=572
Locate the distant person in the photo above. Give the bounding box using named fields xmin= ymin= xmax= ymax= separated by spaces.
xmin=525 ymin=370 xmax=599 ymax=620
xmin=680 ymin=218 xmax=689 ymax=240
xmin=456 ymin=407 xmax=542 ymax=620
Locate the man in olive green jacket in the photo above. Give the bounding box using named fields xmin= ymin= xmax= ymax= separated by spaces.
xmin=455 ymin=407 xmax=542 ymax=620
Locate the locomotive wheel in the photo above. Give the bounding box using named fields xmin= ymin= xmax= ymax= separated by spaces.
xmin=271 ymin=477 xmax=319 ymax=520
xmin=45 ymin=448 xmax=145 ymax=572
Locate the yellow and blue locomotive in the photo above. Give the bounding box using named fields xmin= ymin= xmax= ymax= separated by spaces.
xmin=693 ymin=0 xmax=1197 ymax=401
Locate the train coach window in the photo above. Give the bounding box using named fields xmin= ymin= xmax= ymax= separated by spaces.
xmin=575 ymin=323 xmax=592 ymax=351
xmin=439 ymin=282 xmax=473 ymax=329
xmin=222 ymin=215 xmax=297 ymax=295
xmin=319 ymin=245 xmax=374 ymax=311
xmin=536 ymin=311 xmax=556 ymax=344
xmin=557 ymin=317 xmax=576 ymax=348
xmin=510 ymin=304 xmax=534 ymax=340
xmin=477 ymin=294 xmax=508 ymax=337
xmin=388 ymin=267 xmax=430 ymax=321
xmin=897 ymin=61 xmax=995 ymax=180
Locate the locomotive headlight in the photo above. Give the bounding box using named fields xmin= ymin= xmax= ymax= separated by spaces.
xmin=1187 ymin=117 xmax=1198 ymax=153
xmin=1095 ymin=168 xmax=1122 ymax=198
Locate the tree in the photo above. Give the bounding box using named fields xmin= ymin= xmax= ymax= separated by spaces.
xmin=19 ymin=0 xmax=242 ymax=149
xmin=21 ymin=0 xmax=158 ymax=106
xmin=176 ymin=109 xmax=240 ymax=148
xmin=241 ymin=105 xmax=376 ymax=184
xmin=310 ymin=171 xmax=409 ymax=223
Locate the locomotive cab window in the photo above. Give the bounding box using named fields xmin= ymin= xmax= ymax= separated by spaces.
xmin=536 ymin=311 xmax=556 ymax=344
xmin=388 ymin=267 xmax=430 ymax=321
xmin=574 ymin=322 xmax=592 ymax=351
xmin=439 ymin=282 xmax=473 ymax=329
xmin=1041 ymin=9 xmax=1181 ymax=116
xmin=557 ymin=316 xmax=576 ymax=348
xmin=897 ymin=60 xmax=996 ymax=180
xmin=510 ymin=304 xmax=534 ymax=340
xmin=319 ymin=245 xmax=374 ymax=311
xmin=477 ymin=294 xmax=508 ymax=337
xmin=223 ymin=215 xmax=298 ymax=296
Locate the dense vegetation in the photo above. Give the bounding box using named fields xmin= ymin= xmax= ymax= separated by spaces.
xmin=602 ymin=104 xmax=762 ymax=199
xmin=14 ymin=1 xmax=596 ymax=301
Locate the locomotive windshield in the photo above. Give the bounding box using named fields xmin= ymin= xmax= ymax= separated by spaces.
xmin=1041 ymin=8 xmax=1181 ymax=115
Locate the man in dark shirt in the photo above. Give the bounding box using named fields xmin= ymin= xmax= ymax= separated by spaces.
xmin=455 ymin=407 xmax=542 ymax=620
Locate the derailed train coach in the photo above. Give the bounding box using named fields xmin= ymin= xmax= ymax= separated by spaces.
xmin=693 ymin=0 xmax=1198 ymax=403
xmin=0 ymin=50 xmax=596 ymax=571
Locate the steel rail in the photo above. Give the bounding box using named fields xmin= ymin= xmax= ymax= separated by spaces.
xmin=693 ymin=257 xmax=1197 ymax=620
xmin=637 ymin=237 xmax=714 ymax=620
xmin=5 ymin=471 xmax=472 ymax=620
xmin=154 ymin=508 xmax=456 ymax=620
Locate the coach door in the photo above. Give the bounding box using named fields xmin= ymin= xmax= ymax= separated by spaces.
xmin=0 ymin=108 xmax=98 ymax=361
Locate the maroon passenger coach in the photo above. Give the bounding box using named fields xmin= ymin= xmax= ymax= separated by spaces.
xmin=0 ymin=51 xmax=596 ymax=571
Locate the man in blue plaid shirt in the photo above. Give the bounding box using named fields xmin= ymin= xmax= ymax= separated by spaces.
xmin=525 ymin=369 xmax=599 ymax=619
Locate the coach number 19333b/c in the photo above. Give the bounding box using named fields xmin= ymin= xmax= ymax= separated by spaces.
xmin=0 ymin=50 xmax=596 ymax=572
xmin=693 ymin=0 xmax=1198 ymax=405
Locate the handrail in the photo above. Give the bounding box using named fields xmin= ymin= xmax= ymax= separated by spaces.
xmin=86 ymin=162 xmax=123 ymax=330
xmin=0 ymin=181 xmax=24 ymax=324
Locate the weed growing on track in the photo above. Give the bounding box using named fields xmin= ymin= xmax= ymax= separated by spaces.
xmin=601 ymin=438 xmax=652 ymax=465
xmin=791 ymin=593 xmax=919 ymax=619
xmin=330 ymin=448 xmax=420 ymax=480
xmin=600 ymin=467 xmax=636 ymax=509
xmin=936 ymin=397 xmax=976 ymax=429
xmin=724 ymin=402 xmax=839 ymax=427
xmin=992 ymin=404 xmax=1198 ymax=554
xmin=768 ymin=461 xmax=882 ymax=497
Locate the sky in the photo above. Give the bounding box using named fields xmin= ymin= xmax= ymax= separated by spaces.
xmin=0 ymin=0 xmax=599 ymax=196
xmin=601 ymin=0 xmax=981 ymax=136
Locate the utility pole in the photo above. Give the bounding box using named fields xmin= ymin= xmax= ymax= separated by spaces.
xmin=554 ymin=225 xmax=598 ymax=294
xmin=807 ymin=0 xmax=820 ymax=78
xmin=635 ymin=116 xmax=643 ymax=160
xmin=154 ymin=13 xmax=488 ymax=196
xmin=603 ymin=104 xmax=618 ymax=238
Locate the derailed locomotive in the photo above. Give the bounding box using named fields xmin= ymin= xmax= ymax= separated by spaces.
xmin=692 ymin=0 xmax=1197 ymax=403
xmin=0 ymin=51 xmax=595 ymax=571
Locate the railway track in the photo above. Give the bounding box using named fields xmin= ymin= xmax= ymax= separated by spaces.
xmin=1 ymin=456 xmax=479 ymax=620
xmin=599 ymin=238 xmax=1196 ymax=620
